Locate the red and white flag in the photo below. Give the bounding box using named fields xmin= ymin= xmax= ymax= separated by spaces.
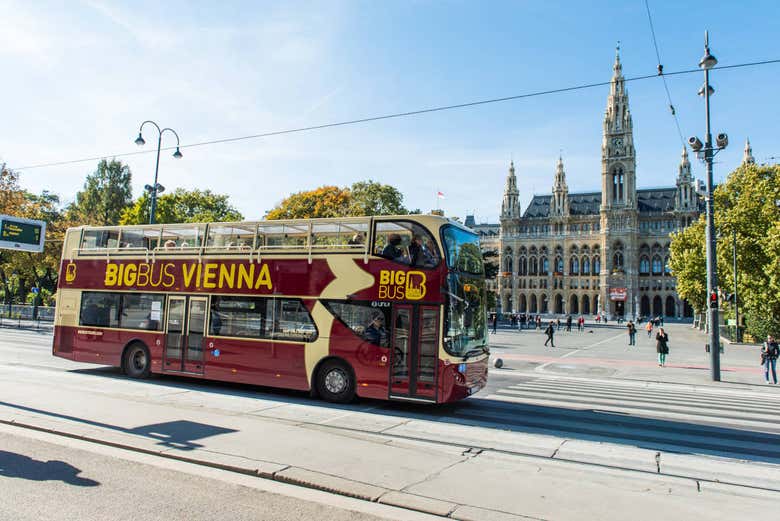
xmin=436 ymin=191 xmax=445 ymax=199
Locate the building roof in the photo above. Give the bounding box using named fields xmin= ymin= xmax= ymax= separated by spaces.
xmin=520 ymin=188 xmax=678 ymax=219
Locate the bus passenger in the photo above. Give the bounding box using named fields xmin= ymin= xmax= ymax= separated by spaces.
xmin=364 ymin=312 xmax=388 ymax=346
xmin=348 ymin=233 xmax=365 ymax=245
xmin=381 ymin=233 xmax=407 ymax=263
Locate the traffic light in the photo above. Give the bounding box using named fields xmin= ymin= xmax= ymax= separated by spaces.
xmin=709 ymin=291 xmax=718 ymax=309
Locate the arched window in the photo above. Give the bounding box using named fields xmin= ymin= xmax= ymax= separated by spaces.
xmin=504 ymin=255 xmax=513 ymax=273
xmin=613 ymin=252 xmax=624 ymax=271
xmin=639 ymin=256 xmax=650 ymax=275
xmin=541 ymin=257 xmax=549 ymax=275
xmin=582 ymin=256 xmax=590 ymax=274
xmin=555 ymin=256 xmax=563 ymax=273
xmin=612 ymin=166 xmax=625 ymax=202
xmin=664 ymin=256 xmax=671 ymax=275
xmin=652 ymin=255 xmax=663 ymax=275
xmin=593 ymin=256 xmax=601 ymax=274
xmin=530 ymin=257 xmax=538 ymax=275
xmin=570 ymin=257 xmax=579 ymax=275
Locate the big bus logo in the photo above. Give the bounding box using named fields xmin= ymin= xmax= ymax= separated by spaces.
xmin=65 ymin=262 xmax=77 ymax=283
xmin=378 ymin=270 xmax=426 ymax=300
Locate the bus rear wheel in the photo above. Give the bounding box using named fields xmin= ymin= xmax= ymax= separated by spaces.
xmin=316 ymin=360 xmax=355 ymax=403
xmin=123 ymin=342 xmax=151 ymax=379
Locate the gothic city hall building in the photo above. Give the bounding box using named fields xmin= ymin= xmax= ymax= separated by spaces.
xmin=497 ymin=52 xmax=701 ymax=320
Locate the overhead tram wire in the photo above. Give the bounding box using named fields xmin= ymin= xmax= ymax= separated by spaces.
xmin=644 ymin=0 xmax=686 ymax=148
xmin=11 ymin=58 xmax=780 ymax=172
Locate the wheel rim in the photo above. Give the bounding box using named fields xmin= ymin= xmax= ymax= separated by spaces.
xmin=324 ymin=368 xmax=348 ymax=395
xmin=131 ymin=349 xmax=146 ymax=372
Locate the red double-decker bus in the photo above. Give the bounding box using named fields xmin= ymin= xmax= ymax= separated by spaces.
xmin=52 ymin=215 xmax=488 ymax=403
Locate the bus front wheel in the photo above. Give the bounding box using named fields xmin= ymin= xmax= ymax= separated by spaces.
xmin=123 ymin=342 xmax=151 ymax=379
xmin=316 ymin=360 xmax=355 ymax=403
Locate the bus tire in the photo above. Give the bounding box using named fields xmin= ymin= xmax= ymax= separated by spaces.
xmin=316 ymin=359 xmax=355 ymax=404
xmin=123 ymin=342 xmax=151 ymax=379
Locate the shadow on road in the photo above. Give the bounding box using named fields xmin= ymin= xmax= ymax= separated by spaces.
xmin=60 ymin=366 xmax=780 ymax=464
xmin=0 ymin=450 xmax=100 ymax=486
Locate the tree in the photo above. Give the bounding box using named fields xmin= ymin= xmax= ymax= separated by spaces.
xmin=120 ymin=188 xmax=243 ymax=225
xmin=349 ymin=180 xmax=411 ymax=216
xmin=669 ymin=217 xmax=708 ymax=314
xmin=265 ymin=181 xmax=414 ymax=220
xmin=68 ymin=159 xmax=133 ymax=225
xmin=265 ymin=186 xmax=350 ymax=220
xmin=669 ymin=162 xmax=780 ymax=339
xmin=0 ymin=164 xmax=70 ymax=305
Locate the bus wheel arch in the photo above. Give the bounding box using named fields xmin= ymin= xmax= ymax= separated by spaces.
xmin=313 ymin=357 xmax=356 ymax=403
xmin=122 ymin=341 xmax=152 ymax=379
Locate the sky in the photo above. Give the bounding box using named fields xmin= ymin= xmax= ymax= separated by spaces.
xmin=1 ymin=0 xmax=778 ymax=224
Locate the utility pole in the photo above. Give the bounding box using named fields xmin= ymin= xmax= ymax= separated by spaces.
xmin=688 ymin=31 xmax=727 ymax=381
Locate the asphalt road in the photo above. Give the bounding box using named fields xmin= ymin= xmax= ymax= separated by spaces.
xmin=0 ymin=425 xmax=439 ymax=521
xmin=1 ymin=325 xmax=779 ymax=520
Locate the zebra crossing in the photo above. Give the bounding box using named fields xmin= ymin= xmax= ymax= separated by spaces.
xmin=444 ymin=375 xmax=780 ymax=463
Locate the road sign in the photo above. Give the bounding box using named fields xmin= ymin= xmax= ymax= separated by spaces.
xmin=726 ymin=319 xmax=736 ymax=326
xmin=0 ymin=215 xmax=46 ymax=253
xmin=31 ymin=287 xmax=40 ymax=294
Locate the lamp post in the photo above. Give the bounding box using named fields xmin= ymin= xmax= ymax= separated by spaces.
xmin=688 ymin=31 xmax=727 ymax=381
xmin=134 ymin=121 xmax=183 ymax=224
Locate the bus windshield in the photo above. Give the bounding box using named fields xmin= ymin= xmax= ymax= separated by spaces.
xmin=441 ymin=225 xmax=487 ymax=357
xmin=441 ymin=226 xmax=484 ymax=275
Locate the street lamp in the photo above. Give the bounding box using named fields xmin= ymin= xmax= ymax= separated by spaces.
xmin=689 ymin=31 xmax=727 ymax=381
xmin=134 ymin=121 xmax=183 ymax=224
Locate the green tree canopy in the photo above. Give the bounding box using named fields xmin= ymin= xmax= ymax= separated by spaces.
xmin=0 ymin=164 xmax=71 ymax=305
xmin=266 ymin=180 xmax=414 ymax=220
xmin=120 ymin=188 xmax=243 ymax=225
xmin=669 ymin=162 xmax=780 ymax=339
xmin=68 ymin=159 xmax=133 ymax=225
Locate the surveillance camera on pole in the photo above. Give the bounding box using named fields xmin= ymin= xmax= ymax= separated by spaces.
xmin=716 ymin=133 xmax=728 ymax=149
xmin=688 ymin=136 xmax=704 ymax=152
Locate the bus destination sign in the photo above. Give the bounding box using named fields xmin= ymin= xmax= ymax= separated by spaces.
xmin=0 ymin=215 xmax=46 ymax=253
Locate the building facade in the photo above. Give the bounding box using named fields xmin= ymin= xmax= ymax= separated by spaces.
xmin=497 ymin=51 xmax=702 ymax=319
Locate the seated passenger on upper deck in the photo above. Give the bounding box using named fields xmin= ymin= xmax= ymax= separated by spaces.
xmin=381 ymin=233 xmax=407 ymax=264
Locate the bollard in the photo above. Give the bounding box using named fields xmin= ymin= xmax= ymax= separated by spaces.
xmin=493 ymin=358 xmax=504 ymax=369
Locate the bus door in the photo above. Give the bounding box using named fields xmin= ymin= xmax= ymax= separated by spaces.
xmin=389 ymin=304 xmax=438 ymax=401
xmin=164 ymin=295 xmax=207 ymax=374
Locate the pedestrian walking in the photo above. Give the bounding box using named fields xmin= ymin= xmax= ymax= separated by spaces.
xmin=578 ymin=316 xmax=584 ymax=332
xmin=566 ymin=315 xmax=572 ymax=332
xmin=656 ymin=327 xmax=669 ymax=366
xmin=491 ymin=313 xmax=497 ymax=334
xmin=645 ymin=320 xmax=653 ymax=338
xmin=544 ymin=321 xmax=555 ymax=347
xmin=761 ymin=335 xmax=779 ymax=384
xmin=536 ymin=316 xmax=542 ymax=330
xmin=626 ymin=320 xmax=636 ymax=346
xmin=556 ymin=318 xmax=561 ymax=331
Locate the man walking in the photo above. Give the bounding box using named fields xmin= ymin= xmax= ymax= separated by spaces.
xmin=761 ymin=335 xmax=779 ymax=384
xmin=544 ymin=321 xmax=555 ymax=347
xmin=491 ymin=313 xmax=498 ymax=334
xmin=645 ymin=320 xmax=653 ymax=338
xmin=627 ymin=320 xmax=636 ymax=346
xmin=566 ymin=315 xmax=572 ymax=332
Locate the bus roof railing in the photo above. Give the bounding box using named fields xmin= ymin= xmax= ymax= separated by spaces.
xmin=67 ymin=214 xmax=458 ymax=264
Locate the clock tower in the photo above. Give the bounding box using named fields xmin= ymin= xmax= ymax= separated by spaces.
xmin=599 ymin=46 xmax=638 ymax=318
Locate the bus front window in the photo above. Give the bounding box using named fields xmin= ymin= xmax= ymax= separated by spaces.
xmin=441 ymin=225 xmax=487 ymax=357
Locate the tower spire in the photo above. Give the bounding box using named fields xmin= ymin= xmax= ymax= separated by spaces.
xmin=551 ymin=156 xmax=569 ymax=216
xmin=743 ymin=138 xmax=755 ymax=164
xmin=501 ymin=160 xmax=520 ymax=219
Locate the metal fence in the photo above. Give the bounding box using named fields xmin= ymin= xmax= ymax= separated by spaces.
xmin=0 ymin=304 xmax=54 ymax=323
